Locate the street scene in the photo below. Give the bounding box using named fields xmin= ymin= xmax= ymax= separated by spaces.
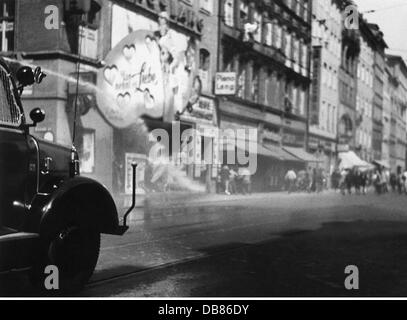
xmin=1 ymin=0 xmax=407 ymax=299
xmin=3 ymin=191 xmax=407 ymax=297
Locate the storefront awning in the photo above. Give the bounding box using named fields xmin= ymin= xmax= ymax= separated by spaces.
xmin=263 ymin=144 xmax=304 ymax=162
xmin=339 ymin=151 xmax=372 ymax=169
xmin=373 ymin=160 xmax=390 ymax=169
xmin=283 ymin=147 xmax=324 ymax=163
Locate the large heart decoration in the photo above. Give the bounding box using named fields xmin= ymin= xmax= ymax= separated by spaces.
xmin=123 ymin=44 xmax=136 ymax=61
xmin=104 ymin=65 xmax=119 ymax=86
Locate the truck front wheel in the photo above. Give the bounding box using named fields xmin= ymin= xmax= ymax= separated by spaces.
xmin=32 ymin=226 xmax=100 ymax=294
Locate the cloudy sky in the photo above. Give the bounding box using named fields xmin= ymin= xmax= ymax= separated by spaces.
xmin=354 ymin=0 xmax=407 ymax=60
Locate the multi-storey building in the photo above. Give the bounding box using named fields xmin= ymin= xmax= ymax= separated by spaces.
xmin=5 ymin=0 xmax=220 ymax=198
xmin=218 ymin=0 xmax=315 ymax=191
xmin=355 ymin=18 xmax=375 ymax=162
xmin=337 ymin=19 xmax=359 ymax=153
xmin=309 ymin=0 xmax=342 ymax=178
xmin=368 ymin=23 xmax=387 ymax=162
xmin=386 ymin=55 xmax=407 ymax=171
xmin=382 ymin=64 xmax=393 ymax=168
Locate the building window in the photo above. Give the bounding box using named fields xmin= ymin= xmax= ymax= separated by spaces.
xmin=237 ymin=59 xmax=247 ymax=99
xmin=253 ymin=9 xmax=262 ymax=43
xmin=66 ymin=1 xmax=101 ymax=57
xmin=200 ymin=0 xmax=213 ymax=14
xmin=264 ymin=22 xmax=273 ymax=46
xmin=0 ymin=0 xmax=14 ymax=52
xmin=224 ymin=0 xmax=235 ymax=27
xmin=274 ymin=23 xmax=282 ymax=49
xmin=199 ymin=49 xmax=210 ymax=92
xmin=252 ymin=64 xmax=260 ymax=103
xmin=239 ymin=1 xmax=249 ymax=28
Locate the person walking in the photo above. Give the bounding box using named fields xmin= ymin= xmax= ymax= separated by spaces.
xmin=240 ymin=167 xmax=252 ymax=195
xmin=220 ymin=165 xmax=231 ymax=195
xmin=229 ymin=166 xmax=238 ymax=195
xmin=285 ymin=169 xmax=297 ymax=194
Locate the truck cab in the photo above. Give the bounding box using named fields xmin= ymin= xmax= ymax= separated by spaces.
xmin=0 ymin=58 xmax=129 ymax=293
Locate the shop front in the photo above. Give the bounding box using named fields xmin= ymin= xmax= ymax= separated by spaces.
xmin=65 ymin=1 xmax=216 ymax=203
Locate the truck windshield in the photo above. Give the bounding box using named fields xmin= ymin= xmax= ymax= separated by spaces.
xmin=0 ymin=64 xmax=21 ymax=127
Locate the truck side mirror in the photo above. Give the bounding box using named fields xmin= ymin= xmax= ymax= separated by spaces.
xmin=16 ymin=67 xmax=35 ymax=87
xmin=29 ymin=108 xmax=45 ymax=126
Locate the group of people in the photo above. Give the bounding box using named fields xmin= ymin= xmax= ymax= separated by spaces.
xmin=331 ymin=168 xmax=369 ymax=195
xmin=218 ymin=165 xmax=252 ymax=195
xmin=331 ymin=165 xmax=407 ymax=196
xmin=284 ymin=168 xmax=327 ymax=194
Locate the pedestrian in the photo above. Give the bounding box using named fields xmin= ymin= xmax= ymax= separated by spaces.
xmin=353 ymin=169 xmax=362 ymax=194
xmin=220 ymin=165 xmax=231 ymax=195
xmin=285 ymin=169 xmax=297 ymax=194
xmin=229 ymin=166 xmax=238 ymax=195
xmin=315 ymin=168 xmax=324 ymax=193
xmin=345 ymin=169 xmax=353 ymax=195
xmin=240 ymin=167 xmax=252 ymax=195
xmin=390 ymin=172 xmax=397 ymax=192
xmin=374 ymin=169 xmax=383 ymax=195
xmin=397 ymin=166 xmax=404 ymax=195
xmin=360 ymin=171 xmax=368 ymax=195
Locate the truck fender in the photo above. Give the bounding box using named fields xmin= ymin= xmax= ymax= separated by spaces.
xmin=38 ymin=177 xmax=119 ymax=238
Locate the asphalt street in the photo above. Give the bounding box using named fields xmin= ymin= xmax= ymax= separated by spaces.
xmin=3 ymin=191 xmax=407 ymax=297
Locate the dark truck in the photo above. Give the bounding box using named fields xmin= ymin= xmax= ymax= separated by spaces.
xmin=0 ymin=58 xmax=134 ymax=293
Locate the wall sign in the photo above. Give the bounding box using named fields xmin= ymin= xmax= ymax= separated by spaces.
xmin=310 ymin=46 xmax=322 ymax=126
xmin=215 ymin=72 xmax=237 ymax=96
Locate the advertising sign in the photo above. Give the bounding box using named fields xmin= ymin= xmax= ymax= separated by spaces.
xmin=310 ymin=46 xmax=322 ymax=125
xmin=215 ymin=72 xmax=237 ymax=96
xmin=98 ymin=7 xmax=202 ymax=128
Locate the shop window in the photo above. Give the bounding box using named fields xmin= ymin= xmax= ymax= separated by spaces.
xmin=199 ymin=49 xmax=210 ymax=92
xmin=0 ymin=0 xmax=14 ymax=52
xmin=79 ymin=128 xmax=95 ymax=174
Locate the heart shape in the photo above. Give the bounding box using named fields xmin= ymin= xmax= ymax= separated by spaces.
xmin=123 ymin=44 xmax=136 ymax=60
xmin=117 ymin=92 xmax=131 ymax=108
xmin=143 ymin=89 xmax=156 ymax=110
xmin=104 ymin=65 xmax=119 ymax=86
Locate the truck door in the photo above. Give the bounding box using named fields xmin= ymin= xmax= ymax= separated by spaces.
xmin=0 ymin=69 xmax=29 ymax=230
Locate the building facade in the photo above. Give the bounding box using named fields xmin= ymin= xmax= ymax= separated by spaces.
xmin=337 ymin=27 xmax=359 ymax=153
xmin=8 ymin=0 xmax=221 ymax=201
xmin=218 ymin=0 xmax=314 ymax=192
xmin=355 ymin=18 xmax=375 ymax=162
xmin=386 ymin=55 xmax=407 ymax=172
xmin=309 ymin=0 xmax=342 ymax=178
xmin=382 ymin=63 xmax=393 ymax=167
xmin=368 ymin=23 xmax=387 ymax=162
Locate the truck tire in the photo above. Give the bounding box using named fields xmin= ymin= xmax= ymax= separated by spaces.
xmin=31 ymin=226 xmax=100 ymax=294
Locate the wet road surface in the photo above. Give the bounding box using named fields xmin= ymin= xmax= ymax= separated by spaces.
xmin=2 ymin=191 xmax=407 ymax=297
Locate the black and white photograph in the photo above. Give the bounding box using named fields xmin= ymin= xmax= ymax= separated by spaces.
xmin=1 ymin=0 xmax=407 ymax=307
